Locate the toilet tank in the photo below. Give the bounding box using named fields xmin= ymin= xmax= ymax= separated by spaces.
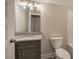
xmin=50 ymin=37 xmax=63 ymax=49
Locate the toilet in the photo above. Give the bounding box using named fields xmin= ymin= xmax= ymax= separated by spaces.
xmin=50 ymin=37 xmax=71 ymax=59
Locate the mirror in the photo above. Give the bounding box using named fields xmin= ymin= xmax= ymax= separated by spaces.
xmin=15 ymin=0 xmax=41 ymax=34
xmin=31 ymin=15 xmax=40 ymax=32
xmin=15 ymin=4 xmax=30 ymax=33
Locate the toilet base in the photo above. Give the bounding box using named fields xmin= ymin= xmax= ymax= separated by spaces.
xmin=42 ymin=57 xmax=62 ymax=59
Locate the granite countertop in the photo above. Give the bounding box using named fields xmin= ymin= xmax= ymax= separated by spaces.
xmin=14 ymin=33 xmax=43 ymax=42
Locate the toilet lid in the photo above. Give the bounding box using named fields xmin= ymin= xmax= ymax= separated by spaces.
xmin=56 ymin=48 xmax=71 ymax=59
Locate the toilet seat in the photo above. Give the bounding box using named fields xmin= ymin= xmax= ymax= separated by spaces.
xmin=56 ymin=48 xmax=71 ymax=59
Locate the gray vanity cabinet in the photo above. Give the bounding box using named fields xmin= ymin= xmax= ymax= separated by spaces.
xmin=15 ymin=40 xmax=41 ymax=59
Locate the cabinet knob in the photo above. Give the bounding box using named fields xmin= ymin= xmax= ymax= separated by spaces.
xmin=23 ymin=52 xmax=25 ymax=55
xmin=18 ymin=52 xmax=21 ymax=55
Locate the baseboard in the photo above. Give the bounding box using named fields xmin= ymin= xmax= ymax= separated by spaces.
xmin=41 ymin=53 xmax=53 ymax=59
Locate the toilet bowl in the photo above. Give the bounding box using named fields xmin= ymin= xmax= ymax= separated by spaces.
xmin=55 ymin=48 xmax=71 ymax=59
xmin=50 ymin=37 xmax=71 ymax=59
xmin=41 ymin=48 xmax=71 ymax=59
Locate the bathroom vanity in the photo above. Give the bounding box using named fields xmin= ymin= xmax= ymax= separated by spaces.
xmin=14 ymin=34 xmax=42 ymax=59
xmin=15 ymin=40 xmax=41 ymax=59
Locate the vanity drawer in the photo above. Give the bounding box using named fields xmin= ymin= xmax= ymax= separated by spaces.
xmin=15 ymin=40 xmax=41 ymax=49
xmin=16 ymin=44 xmax=40 ymax=50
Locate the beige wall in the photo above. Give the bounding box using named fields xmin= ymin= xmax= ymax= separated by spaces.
xmin=40 ymin=3 xmax=68 ymax=54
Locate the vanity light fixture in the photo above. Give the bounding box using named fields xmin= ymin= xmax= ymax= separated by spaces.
xmin=17 ymin=0 xmax=40 ymax=10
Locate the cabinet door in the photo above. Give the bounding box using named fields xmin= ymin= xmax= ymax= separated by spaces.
xmin=16 ymin=51 xmax=23 ymax=59
xmin=23 ymin=48 xmax=40 ymax=59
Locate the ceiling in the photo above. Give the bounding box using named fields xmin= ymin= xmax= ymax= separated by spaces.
xmin=31 ymin=0 xmax=73 ymax=6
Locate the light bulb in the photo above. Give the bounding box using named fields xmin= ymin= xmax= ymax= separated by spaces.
xmin=37 ymin=4 xmax=40 ymax=11
xmin=28 ymin=2 xmax=33 ymax=7
xmin=28 ymin=3 xmax=32 ymax=7
xmin=31 ymin=6 xmax=33 ymax=10
xmin=23 ymin=5 xmax=26 ymax=9
xmin=37 ymin=4 xmax=40 ymax=8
